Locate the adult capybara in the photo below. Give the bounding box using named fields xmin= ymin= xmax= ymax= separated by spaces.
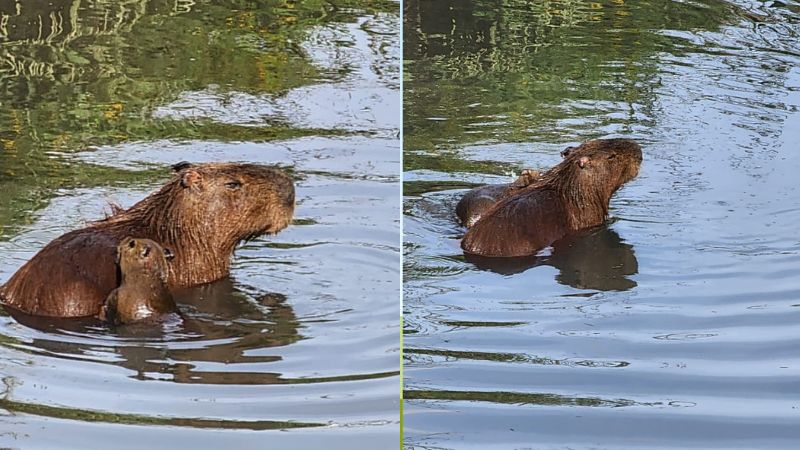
xmin=99 ymin=237 xmax=177 ymax=325
xmin=461 ymin=139 xmax=641 ymax=257
xmin=455 ymin=145 xmax=577 ymax=227
xmin=0 ymin=162 xmax=295 ymax=318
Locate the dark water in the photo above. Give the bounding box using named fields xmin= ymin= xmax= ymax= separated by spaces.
xmin=403 ymin=0 xmax=800 ymax=448
xmin=0 ymin=1 xmax=400 ymax=449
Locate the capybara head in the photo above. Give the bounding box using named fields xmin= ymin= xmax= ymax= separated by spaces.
xmin=96 ymin=162 xmax=295 ymax=286
xmin=121 ymin=162 xmax=295 ymax=247
xmin=540 ymin=138 xmax=642 ymax=228
xmin=117 ymin=237 xmax=173 ymax=282
xmin=167 ymin=162 xmax=295 ymax=241
xmin=511 ymin=169 xmax=541 ymax=188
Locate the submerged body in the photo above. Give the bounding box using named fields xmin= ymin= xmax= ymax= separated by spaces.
xmin=100 ymin=238 xmax=177 ymax=325
xmin=461 ymin=139 xmax=642 ymax=258
xmin=1 ymin=162 xmax=295 ymax=318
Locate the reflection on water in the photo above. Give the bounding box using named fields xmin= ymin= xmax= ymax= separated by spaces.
xmin=464 ymin=225 xmax=637 ymax=291
xmin=404 ymin=0 xmax=800 ymax=448
xmin=8 ymin=279 xmax=303 ymax=385
xmin=0 ymin=0 xmax=400 ymax=448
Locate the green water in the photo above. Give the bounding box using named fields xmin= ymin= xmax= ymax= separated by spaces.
xmin=0 ymin=0 xmax=394 ymax=234
xmin=0 ymin=1 xmax=401 ymax=448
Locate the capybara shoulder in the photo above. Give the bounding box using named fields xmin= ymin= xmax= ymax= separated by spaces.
xmin=100 ymin=237 xmax=177 ymax=325
xmin=461 ymin=139 xmax=642 ymax=258
xmin=1 ymin=162 xmax=295 ymax=318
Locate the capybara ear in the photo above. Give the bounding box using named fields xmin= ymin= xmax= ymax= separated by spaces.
xmin=172 ymin=161 xmax=193 ymax=172
xmin=561 ymin=146 xmax=576 ymax=158
xmin=578 ymin=156 xmax=590 ymax=169
xmin=181 ymin=169 xmax=203 ymax=189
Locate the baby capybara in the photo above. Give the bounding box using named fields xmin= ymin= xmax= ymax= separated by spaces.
xmin=461 ymin=139 xmax=642 ymax=258
xmin=1 ymin=162 xmax=295 ymax=318
xmin=99 ymin=237 xmax=177 ymax=325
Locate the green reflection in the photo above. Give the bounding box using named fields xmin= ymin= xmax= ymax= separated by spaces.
xmin=403 ymin=0 xmax=741 ymax=171
xmin=0 ymin=398 xmax=327 ymax=429
xmin=0 ymin=0 xmax=398 ymax=238
xmin=404 ymin=389 xmax=648 ymax=407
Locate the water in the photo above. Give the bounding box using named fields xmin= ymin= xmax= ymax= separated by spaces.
xmin=403 ymin=0 xmax=800 ymax=448
xmin=0 ymin=1 xmax=400 ymax=448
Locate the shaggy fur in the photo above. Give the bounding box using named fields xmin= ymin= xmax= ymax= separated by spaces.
xmin=461 ymin=139 xmax=642 ymax=257
xmin=100 ymin=237 xmax=177 ymax=325
xmin=456 ymin=169 xmax=541 ymax=228
xmin=1 ymin=163 xmax=295 ymax=317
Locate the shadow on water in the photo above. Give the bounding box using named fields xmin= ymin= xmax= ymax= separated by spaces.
xmin=463 ymin=225 xmax=638 ymax=291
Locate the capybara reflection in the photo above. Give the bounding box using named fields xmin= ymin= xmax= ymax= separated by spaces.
xmin=1 ymin=162 xmax=295 ymax=317
xmin=100 ymin=238 xmax=177 ymax=325
xmin=461 ymin=139 xmax=641 ymax=257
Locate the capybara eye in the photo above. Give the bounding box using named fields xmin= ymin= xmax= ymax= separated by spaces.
xmin=561 ymin=146 xmax=575 ymax=158
xmin=225 ymin=180 xmax=243 ymax=189
xmin=128 ymin=240 xmax=136 ymax=248
xmin=608 ymin=153 xmax=617 ymax=160
xmin=164 ymin=248 xmax=175 ymax=260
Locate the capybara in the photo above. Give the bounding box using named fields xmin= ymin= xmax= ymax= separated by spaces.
xmin=461 ymin=139 xmax=642 ymax=257
xmin=455 ymin=145 xmax=577 ymax=227
xmin=455 ymin=169 xmax=541 ymax=227
xmin=0 ymin=162 xmax=295 ymax=318
xmin=99 ymin=237 xmax=177 ymax=325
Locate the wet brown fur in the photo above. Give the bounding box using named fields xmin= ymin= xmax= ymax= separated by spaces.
xmin=99 ymin=238 xmax=177 ymax=325
xmin=456 ymin=169 xmax=541 ymax=228
xmin=461 ymin=139 xmax=642 ymax=257
xmin=0 ymin=162 xmax=295 ymax=318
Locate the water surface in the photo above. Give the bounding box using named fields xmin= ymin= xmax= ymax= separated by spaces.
xmin=0 ymin=1 xmax=400 ymax=448
xmin=403 ymin=0 xmax=800 ymax=448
